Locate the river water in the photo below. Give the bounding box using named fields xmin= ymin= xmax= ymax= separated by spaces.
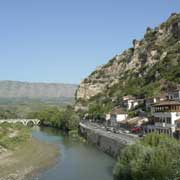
xmin=31 ymin=127 xmax=115 ymax=180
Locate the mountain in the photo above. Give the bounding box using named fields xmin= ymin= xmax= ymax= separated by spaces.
xmin=0 ymin=80 xmax=77 ymax=99
xmin=0 ymin=81 xmax=77 ymax=118
xmin=75 ymin=13 xmax=180 ymax=110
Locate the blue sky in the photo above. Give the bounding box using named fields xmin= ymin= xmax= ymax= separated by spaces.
xmin=0 ymin=0 xmax=179 ymax=84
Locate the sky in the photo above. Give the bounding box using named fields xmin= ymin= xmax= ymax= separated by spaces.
xmin=0 ymin=0 xmax=179 ymax=84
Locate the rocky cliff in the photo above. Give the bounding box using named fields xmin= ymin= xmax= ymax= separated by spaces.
xmin=76 ymin=13 xmax=180 ymax=109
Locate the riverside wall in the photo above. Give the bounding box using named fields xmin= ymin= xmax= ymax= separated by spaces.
xmin=79 ymin=123 xmax=137 ymax=157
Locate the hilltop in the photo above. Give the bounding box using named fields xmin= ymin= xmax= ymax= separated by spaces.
xmin=75 ymin=13 xmax=180 ymax=111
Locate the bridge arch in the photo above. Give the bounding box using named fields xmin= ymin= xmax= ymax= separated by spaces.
xmin=27 ymin=121 xmax=35 ymax=127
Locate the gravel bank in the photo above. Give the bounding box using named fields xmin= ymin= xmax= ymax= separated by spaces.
xmin=0 ymin=137 xmax=59 ymax=180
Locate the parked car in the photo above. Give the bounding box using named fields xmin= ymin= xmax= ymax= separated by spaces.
xmin=131 ymin=126 xmax=142 ymax=134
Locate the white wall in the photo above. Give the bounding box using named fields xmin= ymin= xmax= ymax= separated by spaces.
xmin=116 ymin=114 xmax=128 ymax=122
xmin=110 ymin=114 xmax=128 ymax=126
xmin=106 ymin=114 xmax=111 ymax=121
xmin=124 ymin=100 xmax=139 ymax=110
xmin=154 ymin=112 xmax=180 ymax=133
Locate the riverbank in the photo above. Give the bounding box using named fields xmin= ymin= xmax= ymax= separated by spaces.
xmin=0 ymin=137 xmax=59 ymax=180
xmin=0 ymin=124 xmax=59 ymax=180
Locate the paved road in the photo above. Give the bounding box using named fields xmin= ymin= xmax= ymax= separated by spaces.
xmin=80 ymin=122 xmax=138 ymax=145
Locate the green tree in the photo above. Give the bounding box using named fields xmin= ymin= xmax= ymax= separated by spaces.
xmin=114 ymin=133 xmax=180 ymax=180
xmin=28 ymin=106 xmax=80 ymax=131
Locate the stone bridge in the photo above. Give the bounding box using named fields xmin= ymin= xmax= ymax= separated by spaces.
xmin=0 ymin=119 xmax=40 ymax=126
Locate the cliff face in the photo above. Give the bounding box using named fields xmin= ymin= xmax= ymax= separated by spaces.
xmin=76 ymin=13 xmax=180 ymax=108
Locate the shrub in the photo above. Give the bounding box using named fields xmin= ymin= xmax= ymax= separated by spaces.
xmin=114 ymin=133 xmax=180 ymax=180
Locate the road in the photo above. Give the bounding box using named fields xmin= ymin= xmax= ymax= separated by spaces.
xmin=80 ymin=122 xmax=138 ymax=145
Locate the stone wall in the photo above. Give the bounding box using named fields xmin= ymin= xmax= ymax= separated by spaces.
xmin=79 ymin=123 xmax=136 ymax=157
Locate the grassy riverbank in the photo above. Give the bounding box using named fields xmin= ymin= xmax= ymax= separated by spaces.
xmin=0 ymin=123 xmax=59 ymax=180
xmin=0 ymin=123 xmax=30 ymax=150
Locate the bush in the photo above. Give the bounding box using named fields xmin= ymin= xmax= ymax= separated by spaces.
xmin=128 ymin=111 xmax=137 ymax=118
xmin=114 ymin=133 xmax=180 ymax=180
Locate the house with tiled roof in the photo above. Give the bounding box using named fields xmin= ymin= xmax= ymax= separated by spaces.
xmin=108 ymin=107 xmax=128 ymax=127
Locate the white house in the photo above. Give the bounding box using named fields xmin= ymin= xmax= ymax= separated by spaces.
xmin=106 ymin=114 xmax=111 ymax=121
xmin=122 ymin=95 xmax=143 ymax=110
xmin=105 ymin=113 xmax=111 ymax=126
xmin=110 ymin=107 xmax=128 ymax=127
xmin=151 ymin=100 xmax=180 ymax=136
xmin=168 ymin=88 xmax=180 ymax=101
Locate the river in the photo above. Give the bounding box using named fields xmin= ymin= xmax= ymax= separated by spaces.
xmin=31 ymin=127 xmax=115 ymax=180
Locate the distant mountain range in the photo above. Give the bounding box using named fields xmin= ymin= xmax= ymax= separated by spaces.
xmin=0 ymin=81 xmax=77 ymax=98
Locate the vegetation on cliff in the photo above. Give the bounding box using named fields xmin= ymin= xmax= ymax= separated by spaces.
xmin=75 ymin=13 xmax=180 ymax=113
xmin=114 ymin=133 xmax=180 ymax=180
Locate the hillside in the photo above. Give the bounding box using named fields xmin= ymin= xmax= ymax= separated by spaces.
xmin=0 ymin=80 xmax=77 ymax=98
xmin=75 ymin=13 xmax=180 ymax=110
xmin=0 ymin=81 xmax=77 ymax=118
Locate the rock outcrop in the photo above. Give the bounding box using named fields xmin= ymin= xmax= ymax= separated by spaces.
xmin=76 ymin=13 xmax=180 ymax=109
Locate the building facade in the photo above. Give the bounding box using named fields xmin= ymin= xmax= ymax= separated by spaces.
xmin=168 ymin=89 xmax=180 ymax=101
xmin=152 ymin=101 xmax=180 ymax=136
xmin=109 ymin=107 xmax=128 ymax=127
xmin=145 ymin=93 xmax=167 ymax=111
xmin=122 ymin=95 xmax=143 ymax=110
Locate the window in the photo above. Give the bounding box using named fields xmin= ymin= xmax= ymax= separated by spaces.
xmin=155 ymin=117 xmax=159 ymax=122
xmin=174 ymin=93 xmax=179 ymax=98
xmin=163 ymin=118 xmax=165 ymax=123
xmin=167 ymin=117 xmax=171 ymax=124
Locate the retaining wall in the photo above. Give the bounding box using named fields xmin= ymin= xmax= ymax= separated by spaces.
xmin=79 ymin=123 xmax=136 ymax=157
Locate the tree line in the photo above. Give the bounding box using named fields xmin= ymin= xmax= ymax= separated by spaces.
xmin=28 ymin=106 xmax=80 ymax=131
